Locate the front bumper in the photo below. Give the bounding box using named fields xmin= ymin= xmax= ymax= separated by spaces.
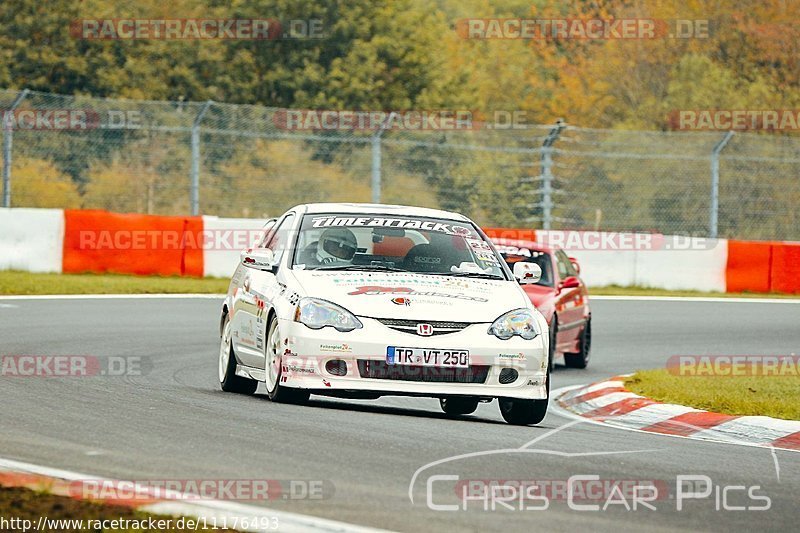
xmin=278 ymin=317 xmax=549 ymax=400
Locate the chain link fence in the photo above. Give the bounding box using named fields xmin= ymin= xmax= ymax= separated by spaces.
xmin=2 ymin=88 xmax=799 ymax=240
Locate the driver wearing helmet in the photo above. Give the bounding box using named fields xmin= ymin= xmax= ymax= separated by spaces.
xmin=316 ymin=227 xmax=358 ymax=264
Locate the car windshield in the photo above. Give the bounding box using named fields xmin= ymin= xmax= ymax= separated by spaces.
xmin=495 ymin=244 xmax=555 ymax=287
xmin=292 ymin=213 xmax=507 ymax=279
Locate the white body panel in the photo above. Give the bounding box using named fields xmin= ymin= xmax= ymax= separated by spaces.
xmin=223 ymin=203 xmax=550 ymax=401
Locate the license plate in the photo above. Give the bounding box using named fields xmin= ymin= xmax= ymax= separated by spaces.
xmin=387 ymin=347 xmax=470 ymax=368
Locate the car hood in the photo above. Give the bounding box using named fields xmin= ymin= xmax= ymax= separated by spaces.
xmin=289 ymin=270 xmax=530 ymax=322
xmin=521 ymin=284 xmax=557 ymax=307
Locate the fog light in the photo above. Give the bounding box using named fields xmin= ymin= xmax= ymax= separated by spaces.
xmin=499 ymin=368 xmax=518 ymax=384
xmin=326 ymin=359 xmax=347 ymax=376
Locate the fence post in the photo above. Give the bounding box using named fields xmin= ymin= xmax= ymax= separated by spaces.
xmin=2 ymin=89 xmax=29 ymax=208
xmin=371 ymin=112 xmax=397 ymax=204
xmin=540 ymin=119 xmax=565 ymax=230
xmin=710 ymin=130 xmax=734 ymax=239
xmin=190 ymin=100 xmax=213 ymax=216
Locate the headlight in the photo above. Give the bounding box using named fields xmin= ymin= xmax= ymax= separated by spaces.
xmin=294 ymin=297 xmax=363 ymax=332
xmin=488 ymin=308 xmax=540 ymax=340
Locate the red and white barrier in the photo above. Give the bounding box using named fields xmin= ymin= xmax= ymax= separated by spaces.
xmin=485 ymin=228 xmax=799 ymax=294
xmin=1 ymin=208 xmax=799 ymax=294
xmin=0 ymin=208 xmax=64 ymax=273
xmin=201 ymin=215 xmax=268 ymax=278
xmin=537 ymin=233 xmax=728 ymax=292
xmin=62 ymin=210 xmax=204 ymax=277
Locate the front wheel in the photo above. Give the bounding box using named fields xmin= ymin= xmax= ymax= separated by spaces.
xmin=440 ymin=397 xmax=479 ymax=416
xmin=547 ymin=318 xmax=557 ymax=371
xmin=499 ymin=355 xmax=549 ymax=425
xmin=264 ymin=316 xmax=309 ymax=404
xmin=219 ymin=314 xmax=258 ymax=395
xmin=564 ymin=318 xmax=591 ymax=369
xmin=499 ymin=398 xmax=548 ymax=425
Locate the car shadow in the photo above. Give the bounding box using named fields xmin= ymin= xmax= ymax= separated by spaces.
xmin=200 ymin=383 xmax=562 ymax=429
xmin=280 ymin=394 xmax=510 ymax=425
xmin=257 ymin=392 xmax=564 ymax=429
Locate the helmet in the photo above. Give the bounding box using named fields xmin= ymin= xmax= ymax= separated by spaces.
xmin=317 ymin=228 xmax=357 ymax=263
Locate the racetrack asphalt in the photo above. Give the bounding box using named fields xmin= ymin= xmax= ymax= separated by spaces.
xmin=1 ymin=297 xmax=799 ymax=532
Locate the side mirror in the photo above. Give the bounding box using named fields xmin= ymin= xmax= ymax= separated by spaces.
xmin=569 ymin=257 xmax=580 ymax=275
xmin=513 ymin=262 xmax=542 ymax=284
xmin=241 ymin=248 xmax=278 ymax=273
xmin=560 ymin=276 xmax=581 ymax=290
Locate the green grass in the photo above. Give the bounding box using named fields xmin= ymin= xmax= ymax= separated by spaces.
xmin=625 ymin=369 xmax=800 ymax=421
xmin=0 ymin=270 xmax=228 ymax=295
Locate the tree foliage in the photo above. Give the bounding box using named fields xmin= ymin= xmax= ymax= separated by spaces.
xmin=1 ymin=0 xmax=798 ymax=234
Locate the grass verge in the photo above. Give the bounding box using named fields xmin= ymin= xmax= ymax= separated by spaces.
xmin=0 ymin=271 xmax=798 ymax=298
xmin=591 ymin=285 xmax=799 ymax=299
xmin=0 ymin=486 xmax=231 ymax=532
xmin=0 ymin=271 xmax=228 ymax=295
xmin=625 ymin=369 xmax=800 ymax=420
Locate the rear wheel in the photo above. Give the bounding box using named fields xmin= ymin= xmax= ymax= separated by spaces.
xmin=264 ymin=316 xmax=310 ymax=404
xmin=218 ymin=314 xmax=258 ymax=395
xmin=439 ymin=397 xmax=479 ymax=416
xmin=564 ymin=318 xmax=591 ymax=369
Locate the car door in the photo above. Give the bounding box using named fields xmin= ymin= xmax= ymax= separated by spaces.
xmin=231 ymin=212 xmax=296 ymax=368
xmin=553 ymin=249 xmax=587 ymax=349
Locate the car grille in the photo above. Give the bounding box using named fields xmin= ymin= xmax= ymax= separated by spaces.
xmin=357 ymin=360 xmax=490 ymax=383
xmin=375 ymin=318 xmax=473 ymax=336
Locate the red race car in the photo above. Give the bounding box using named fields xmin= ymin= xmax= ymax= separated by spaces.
xmin=493 ymin=238 xmax=591 ymax=369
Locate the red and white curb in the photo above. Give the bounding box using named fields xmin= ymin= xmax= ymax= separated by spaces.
xmin=0 ymin=457 xmax=389 ymax=533
xmin=552 ymin=376 xmax=800 ymax=453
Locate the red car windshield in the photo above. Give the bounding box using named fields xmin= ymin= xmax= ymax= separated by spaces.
xmin=496 ymin=245 xmax=555 ymax=287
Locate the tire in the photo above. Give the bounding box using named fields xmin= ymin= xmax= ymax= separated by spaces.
xmin=439 ymin=397 xmax=479 ymax=416
xmin=218 ymin=314 xmax=258 ymax=395
xmin=264 ymin=315 xmax=310 ymax=404
xmin=498 ymin=356 xmax=550 ymax=425
xmin=564 ymin=318 xmax=591 ymax=369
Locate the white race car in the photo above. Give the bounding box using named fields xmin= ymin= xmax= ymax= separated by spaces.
xmin=218 ymin=203 xmax=551 ymax=424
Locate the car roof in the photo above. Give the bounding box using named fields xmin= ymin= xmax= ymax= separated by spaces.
xmin=492 ymin=237 xmax=557 ymax=255
xmin=293 ymin=202 xmax=470 ymax=221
